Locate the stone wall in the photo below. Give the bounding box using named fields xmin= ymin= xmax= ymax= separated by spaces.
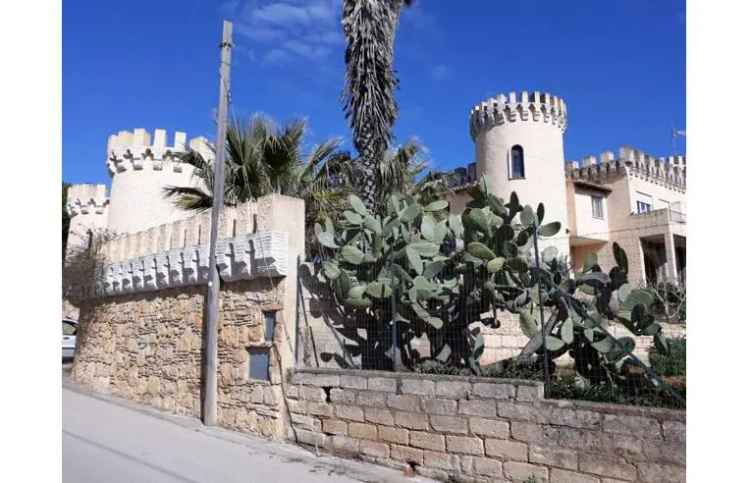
xmin=71 ymin=194 xmax=306 ymax=439
xmin=286 ymin=368 xmax=685 ymax=483
xmin=72 ymin=279 xmax=290 ymax=438
xmin=481 ymin=314 xmax=686 ymax=367
xmin=299 ymin=288 xmax=686 ymax=370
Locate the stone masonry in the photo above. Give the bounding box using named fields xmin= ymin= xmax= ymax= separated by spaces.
xmin=286 ymin=368 xmax=685 ymax=483
xmin=72 ymin=278 xmax=289 ymax=438
xmin=71 ymin=195 xmax=306 ymax=439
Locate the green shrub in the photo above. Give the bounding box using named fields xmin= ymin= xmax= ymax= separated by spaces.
xmin=548 ymin=375 xmax=685 ymax=409
xmin=415 ymin=358 xmax=545 ymax=380
xmin=649 ymin=337 xmax=686 ymax=377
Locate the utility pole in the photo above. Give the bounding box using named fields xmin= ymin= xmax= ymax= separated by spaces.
xmin=203 ymin=20 xmax=232 ymax=427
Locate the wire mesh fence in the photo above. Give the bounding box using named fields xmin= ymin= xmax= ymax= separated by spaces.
xmin=297 ymin=234 xmax=686 ymax=409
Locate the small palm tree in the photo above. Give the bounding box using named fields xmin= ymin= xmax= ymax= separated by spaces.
xmin=377 ymin=138 xmax=455 ymax=208
xmin=341 ymin=0 xmax=413 ymax=209
xmin=163 ymin=114 xmax=353 ymax=231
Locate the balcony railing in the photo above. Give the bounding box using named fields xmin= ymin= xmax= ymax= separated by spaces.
xmin=632 ymin=207 xmax=686 ymax=224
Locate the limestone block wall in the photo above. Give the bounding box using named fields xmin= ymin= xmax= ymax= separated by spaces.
xmin=286 ymin=368 xmax=685 ymax=483
xmin=298 ymin=288 xmax=685 ymax=371
xmin=480 ymin=314 xmax=686 ymax=367
xmin=72 ymin=279 xmax=289 ymax=438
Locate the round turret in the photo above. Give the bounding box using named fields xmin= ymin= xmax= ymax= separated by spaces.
xmin=65 ymin=183 xmax=110 ymax=258
xmin=105 ymin=128 xmax=208 ymax=235
xmin=470 ymin=91 xmax=570 ymax=256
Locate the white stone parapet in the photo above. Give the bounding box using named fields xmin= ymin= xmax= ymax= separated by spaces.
xmin=469 ymin=91 xmax=568 ymax=140
xmin=566 ymin=146 xmax=686 ymax=191
xmin=106 ymin=128 xmax=212 ymax=176
xmin=66 ymin=184 xmax=110 ymax=217
xmin=65 ymin=195 xmax=304 ymax=300
xmin=105 ymin=127 xmax=210 ymax=235
xmin=94 ymin=231 xmax=288 ymax=297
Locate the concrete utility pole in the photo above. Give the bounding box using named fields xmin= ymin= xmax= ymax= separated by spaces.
xmin=203 ymin=20 xmax=232 ymax=427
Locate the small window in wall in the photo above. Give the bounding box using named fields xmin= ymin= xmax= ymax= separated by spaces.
xmin=247 ymin=348 xmax=270 ymax=381
xmin=263 ymin=311 xmax=276 ymax=342
xmin=591 ymin=195 xmax=604 ymax=219
xmin=510 ymin=145 xmax=525 ymax=179
xmin=637 ymin=201 xmax=652 ymax=214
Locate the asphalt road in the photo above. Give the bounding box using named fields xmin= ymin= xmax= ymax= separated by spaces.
xmin=62 ymin=383 xmax=432 ymax=483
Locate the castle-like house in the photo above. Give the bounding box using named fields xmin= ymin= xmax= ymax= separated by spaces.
xmin=65 ymin=128 xmax=210 ymax=255
xmin=447 ymin=91 xmax=686 ymax=286
xmin=66 ymin=90 xmax=686 ymax=295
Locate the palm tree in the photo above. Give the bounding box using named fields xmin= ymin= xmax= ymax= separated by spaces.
xmin=377 ymin=138 xmax=454 ymax=208
xmin=341 ymin=0 xmax=413 ymax=210
xmin=163 ymin=114 xmax=354 ymax=231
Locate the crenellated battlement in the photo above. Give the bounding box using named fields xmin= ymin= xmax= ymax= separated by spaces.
xmin=469 ymin=91 xmax=568 ymax=140
xmin=66 ymin=183 xmax=110 ymax=217
xmin=65 ymin=195 xmax=299 ymax=299
xmin=566 ymin=146 xmax=686 ymax=191
xmin=106 ymin=128 xmax=212 ymax=176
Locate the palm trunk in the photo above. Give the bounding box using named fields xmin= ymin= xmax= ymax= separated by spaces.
xmin=359 ymin=148 xmax=379 ymax=211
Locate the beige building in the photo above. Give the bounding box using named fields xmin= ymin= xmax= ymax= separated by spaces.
xmin=447 ymin=91 xmax=686 ymax=285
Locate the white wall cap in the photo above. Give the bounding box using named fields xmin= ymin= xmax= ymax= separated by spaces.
xmin=132 ymin=128 xmax=150 ymax=147
xmin=153 ymin=129 xmax=167 ymax=148
xmin=174 ymin=131 xmax=187 ymax=150
xmin=600 ymin=151 xmax=615 ymax=163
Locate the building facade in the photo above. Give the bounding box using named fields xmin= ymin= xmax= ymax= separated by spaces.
xmin=447 ymin=91 xmax=686 ymax=286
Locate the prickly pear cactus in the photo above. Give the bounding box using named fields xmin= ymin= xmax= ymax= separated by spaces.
xmin=312 ymin=175 xmax=671 ymax=388
xmin=314 ymin=190 xmax=465 ymax=368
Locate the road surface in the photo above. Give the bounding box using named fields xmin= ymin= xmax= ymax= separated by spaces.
xmin=62 ymin=382 xmax=432 ymax=483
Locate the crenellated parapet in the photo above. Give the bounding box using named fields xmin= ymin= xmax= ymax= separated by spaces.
xmin=566 ymin=146 xmax=686 ymax=192
xmin=469 ymin=91 xmax=568 ymax=140
xmin=67 ymin=195 xmax=300 ymax=299
xmin=106 ymin=128 xmax=212 ymax=176
xmin=93 ymin=231 xmax=288 ymax=297
xmin=105 ymin=127 xmax=211 ymax=235
xmin=66 ymin=184 xmax=110 ymax=217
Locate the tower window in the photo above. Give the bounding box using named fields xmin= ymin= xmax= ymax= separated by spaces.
xmin=510 ymin=145 xmax=525 ymax=179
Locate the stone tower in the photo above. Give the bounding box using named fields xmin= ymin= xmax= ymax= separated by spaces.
xmin=105 ymin=128 xmax=209 ymax=235
xmin=65 ymin=183 xmax=110 ymax=258
xmin=469 ymin=91 xmax=570 ymax=256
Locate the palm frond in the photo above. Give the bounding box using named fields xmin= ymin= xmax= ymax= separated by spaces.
xmin=162 ymin=185 xmax=213 ymax=212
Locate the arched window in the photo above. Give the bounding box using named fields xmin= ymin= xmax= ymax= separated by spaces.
xmin=510 ymin=145 xmax=525 ymax=179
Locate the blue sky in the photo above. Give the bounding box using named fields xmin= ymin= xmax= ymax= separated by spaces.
xmin=63 ymin=0 xmax=686 ymax=186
